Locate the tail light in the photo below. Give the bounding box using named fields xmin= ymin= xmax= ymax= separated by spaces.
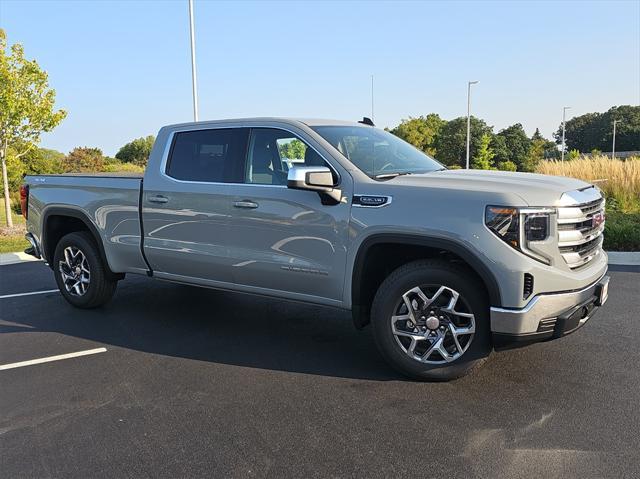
xmin=20 ymin=184 xmax=29 ymax=219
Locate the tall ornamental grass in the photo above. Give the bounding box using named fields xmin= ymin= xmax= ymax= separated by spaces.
xmin=536 ymin=156 xmax=640 ymax=213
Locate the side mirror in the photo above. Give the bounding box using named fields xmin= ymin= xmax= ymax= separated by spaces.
xmin=287 ymin=166 xmax=341 ymax=203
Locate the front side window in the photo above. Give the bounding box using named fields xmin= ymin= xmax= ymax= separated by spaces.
xmin=311 ymin=125 xmax=444 ymax=179
xmin=245 ymin=128 xmax=330 ymax=185
xmin=166 ymin=128 xmax=247 ymax=182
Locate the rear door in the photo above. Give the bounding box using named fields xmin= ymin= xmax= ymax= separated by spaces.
xmin=226 ymin=127 xmax=352 ymax=304
xmin=141 ymin=126 xmax=247 ymax=283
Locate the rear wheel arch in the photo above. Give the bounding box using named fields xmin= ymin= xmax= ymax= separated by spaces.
xmin=42 ymin=207 xmax=122 ymax=280
xmin=350 ymin=234 xmax=502 ymax=329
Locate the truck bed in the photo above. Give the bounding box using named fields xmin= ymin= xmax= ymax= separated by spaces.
xmin=25 ymin=174 xmax=148 ymax=275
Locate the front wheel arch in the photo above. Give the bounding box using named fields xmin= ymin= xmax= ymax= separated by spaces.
xmin=350 ymin=234 xmax=502 ymax=329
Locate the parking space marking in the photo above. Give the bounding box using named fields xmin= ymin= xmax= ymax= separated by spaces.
xmin=0 ymin=289 xmax=59 ymax=299
xmin=0 ymin=347 xmax=107 ymax=371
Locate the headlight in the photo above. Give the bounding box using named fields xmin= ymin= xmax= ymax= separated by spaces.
xmin=485 ymin=206 xmax=554 ymax=264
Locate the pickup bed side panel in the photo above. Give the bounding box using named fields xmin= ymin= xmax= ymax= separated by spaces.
xmin=26 ymin=176 xmax=147 ymax=274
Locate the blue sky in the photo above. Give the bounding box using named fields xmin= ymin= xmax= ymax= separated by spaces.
xmin=1 ymin=0 xmax=639 ymax=156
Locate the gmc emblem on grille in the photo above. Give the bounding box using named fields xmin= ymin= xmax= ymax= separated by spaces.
xmin=592 ymin=212 xmax=605 ymax=228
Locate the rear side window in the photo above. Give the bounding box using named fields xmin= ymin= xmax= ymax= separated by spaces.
xmin=166 ymin=128 xmax=247 ymax=182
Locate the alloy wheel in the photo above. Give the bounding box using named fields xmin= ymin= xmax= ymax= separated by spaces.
xmin=390 ymin=285 xmax=475 ymax=364
xmin=58 ymin=246 xmax=91 ymax=296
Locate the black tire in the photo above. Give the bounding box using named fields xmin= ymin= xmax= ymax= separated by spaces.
xmin=53 ymin=231 xmax=117 ymax=309
xmin=371 ymin=259 xmax=490 ymax=381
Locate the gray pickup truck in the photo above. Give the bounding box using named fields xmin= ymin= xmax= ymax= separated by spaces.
xmin=21 ymin=118 xmax=610 ymax=380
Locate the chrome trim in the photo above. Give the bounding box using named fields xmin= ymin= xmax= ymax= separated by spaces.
xmin=490 ymin=274 xmax=608 ymax=335
xmin=158 ymin=124 xmax=341 ymax=189
xmin=558 ymin=186 xmax=602 ymax=206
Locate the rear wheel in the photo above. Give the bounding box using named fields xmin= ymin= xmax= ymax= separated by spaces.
xmin=53 ymin=231 xmax=117 ymax=308
xmin=371 ymin=259 xmax=490 ymax=381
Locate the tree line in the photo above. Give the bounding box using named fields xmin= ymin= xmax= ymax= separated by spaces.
xmin=388 ymin=105 xmax=639 ymax=172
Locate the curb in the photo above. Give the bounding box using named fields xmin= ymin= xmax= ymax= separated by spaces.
xmin=0 ymin=252 xmax=42 ymax=266
xmin=606 ymin=251 xmax=640 ymax=266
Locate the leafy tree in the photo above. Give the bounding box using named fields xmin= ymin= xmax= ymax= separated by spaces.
xmin=494 ymin=123 xmax=531 ymax=170
xmin=389 ymin=114 xmax=446 ymax=156
xmin=115 ymin=135 xmax=155 ymax=165
xmin=554 ymin=106 xmax=640 ymax=152
xmin=6 ymin=145 xmax=64 ymax=191
xmin=434 ymin=116 xmax=493 ymax=168
xmin=0 ymin=29 xmax=66 ymax=226
xmin=63 ymin=147 xmax=105 ymax=172
xmin=521 ymin=138 xmax=545 ymax=172
xmin=472 ymin=133 xmax=495 ymax=170
xmin=278 ymin=139 xmax=306 ymax=159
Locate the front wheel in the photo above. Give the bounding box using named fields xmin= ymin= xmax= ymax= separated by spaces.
xmin=53 ymin=231 xmax=117 ymax=308
xmin=371 ymin=259 xmax=490 ymax=381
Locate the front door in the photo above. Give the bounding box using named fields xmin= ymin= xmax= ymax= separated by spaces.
xmin=226 ymin=127 xmax=351 ymax=304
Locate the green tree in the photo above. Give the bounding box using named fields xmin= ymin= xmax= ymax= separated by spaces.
xmin=0 ymin=29 xmax=66 ymax=226
xmin=277 ymin=138 xmax=306 ymax=159
xmin=63 ymin=147 xmax=105 ymax=173
xmin=434 ymin=116 xmax=493 ymax=168
xmin=389 ymin=114 xmax=446 ymax=156
xmin=494 ymin=123 xmax=531 ymax=170
xmin=115 ymin=135 xmax=155 ymax=165
xmin=471 ymin=133 xmax=495 ymax=170
xmin=554 ymin=106 xmax=640 ymax=152
xmin=521 ymin=138 xmax=545 ymax=172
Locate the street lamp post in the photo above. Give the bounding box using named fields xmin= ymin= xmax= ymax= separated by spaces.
xmin=466 ymin=81 xmax=479 ymax=169
xmin=612 ymin=119 xmax=621 ymax=159
xmin=561 ymin=106 xmax=571 ymax=161
xmin=188 ymin=0 xmax=199 ymax=122
xmin=371 ymin=75 xmax=374 ymax=122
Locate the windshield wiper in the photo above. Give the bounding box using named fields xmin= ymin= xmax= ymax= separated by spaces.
xmin=373 ymin=172 xmax=413 ymax=180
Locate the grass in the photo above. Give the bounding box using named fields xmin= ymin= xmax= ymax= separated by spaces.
xmin=537 ymin=156 xmax=640 ymax=251
xmin=0 ymin=198 xmax=29 ymax=254
xmin=536 ymin=155 xmax=640 ymax=213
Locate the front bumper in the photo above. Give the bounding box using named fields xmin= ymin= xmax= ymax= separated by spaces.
xmin=490 ymin=274 xmax=609 ymax=350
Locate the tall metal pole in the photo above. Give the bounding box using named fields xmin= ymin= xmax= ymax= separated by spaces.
xmin=466 ymin=81 xmax=478 ymax=169
xmin=371 ymin=75 xmax=374 ymax=122
xmin=561 ymin=106 xmax=570 ymax=162
xmin=612 ymin=119 xmax=620 ymax=159
xmin=188 ymin=0 xmax=199 ymax=122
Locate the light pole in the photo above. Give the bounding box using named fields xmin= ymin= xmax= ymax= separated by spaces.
xmin=466 ymin=81 xmax=478 ymax=169
xmin=612 ymin=119 xmax=621 ymax=159
xmin=188 ymin=0 xmax=199 ymax=122
xmin=561 ymin=106 xmax=571 ymax=161
xmin=371 ymin=75 xmax=374 ymax=122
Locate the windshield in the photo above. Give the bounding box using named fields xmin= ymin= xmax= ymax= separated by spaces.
xmin=311 ymin=125 xmax=444 ymax=178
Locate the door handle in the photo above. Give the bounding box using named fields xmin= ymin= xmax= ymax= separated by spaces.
xmin=233 ymin=200 xmax=259 ymax=209
xmin=148 ymin=195 xmax=169 ymax=204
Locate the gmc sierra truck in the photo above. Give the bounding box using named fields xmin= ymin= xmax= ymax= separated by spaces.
xmin=21 ymin=118 xmax=610 ymax=380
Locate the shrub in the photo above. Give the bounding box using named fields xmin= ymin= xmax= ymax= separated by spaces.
xmin=497 ymin=161 xmax=517 ymax=172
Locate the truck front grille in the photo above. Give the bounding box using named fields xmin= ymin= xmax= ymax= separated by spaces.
xmin=557 ymin=197 xmax=605 ymax=269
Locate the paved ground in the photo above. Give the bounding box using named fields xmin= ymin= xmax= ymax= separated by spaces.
xmin=1 ymin=262 xmax=639 ymax=478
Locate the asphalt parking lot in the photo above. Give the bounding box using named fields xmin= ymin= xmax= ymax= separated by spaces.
xmin=1 ymin=261 xmax=639 ymax=478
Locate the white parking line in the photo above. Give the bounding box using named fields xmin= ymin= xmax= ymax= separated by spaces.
xmin=0 ymin=347 xmax=107 ymax=371
xmin=0 ymin=289 xmax=59 ymax=299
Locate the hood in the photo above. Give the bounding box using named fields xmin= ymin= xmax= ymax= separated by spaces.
xmin=388 ymin=169 xmax=593 ymax=206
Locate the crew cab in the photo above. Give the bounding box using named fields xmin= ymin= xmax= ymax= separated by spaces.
xmin=21 ymin=118 xmax=610 ymax=380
